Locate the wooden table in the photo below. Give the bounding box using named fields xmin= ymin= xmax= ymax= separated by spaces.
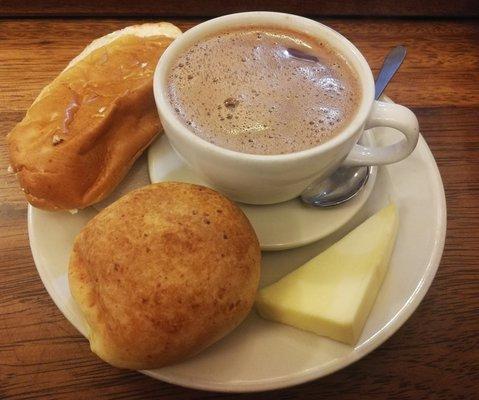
xmin=1 ymin=17 xmax=478 ymax=399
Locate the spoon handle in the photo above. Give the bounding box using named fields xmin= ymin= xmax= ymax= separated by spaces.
xmin=374 ymin=46 xmax=407 ymax=100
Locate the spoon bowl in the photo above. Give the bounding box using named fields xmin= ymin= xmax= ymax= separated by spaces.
xmin=301 ymin=166 xmax=372 ymax=207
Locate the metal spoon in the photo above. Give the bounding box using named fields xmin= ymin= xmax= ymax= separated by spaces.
xmin=301 ymin=45 xmax=407 ymax=207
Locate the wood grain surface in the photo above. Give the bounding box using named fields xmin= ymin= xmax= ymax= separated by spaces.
xmin=1 ymin=17 xmax=478 ymax=400
xmin=1 ymin=0 xmax=478 ymax=17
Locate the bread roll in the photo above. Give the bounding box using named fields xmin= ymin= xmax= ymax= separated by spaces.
xmin=68 ymin=182 xmax=261 ymax=369
xmin=7 ymin=23 xmax=181 ymax=211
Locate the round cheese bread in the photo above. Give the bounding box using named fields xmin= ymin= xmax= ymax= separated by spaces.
xmin=69 ymin=182 xmax=261 ymax=369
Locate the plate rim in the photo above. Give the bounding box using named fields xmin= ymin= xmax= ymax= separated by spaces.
xmin=27 ymin=112 xmax=447 ymax=394
xmin=140 ymin=134 xmax=448 ymax=392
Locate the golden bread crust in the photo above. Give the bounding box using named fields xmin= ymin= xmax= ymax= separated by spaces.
xmin=69 ymin=182 xmax=261 ymax=369
xmin=7 ymin=23 xmax=181 ymax=210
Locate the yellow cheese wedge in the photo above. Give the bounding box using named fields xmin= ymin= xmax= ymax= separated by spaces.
xmin=256 ymin=203 xmax=399 ymax=345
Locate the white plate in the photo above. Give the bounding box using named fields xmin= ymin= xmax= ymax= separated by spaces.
xmin=28 ymin=100 xmax=446 ymax=393
xmin=148 ymin=131 xmax=377 ymax=251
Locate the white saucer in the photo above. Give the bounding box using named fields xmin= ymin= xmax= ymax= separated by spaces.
xmin=148 ymin=131 xmax=377 ymax=251
xmin=28 ymin=95 xmax=446 ymax=391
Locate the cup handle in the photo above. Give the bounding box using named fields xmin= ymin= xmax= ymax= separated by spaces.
xmin=343 ymin=100 xmax=419 ymax=167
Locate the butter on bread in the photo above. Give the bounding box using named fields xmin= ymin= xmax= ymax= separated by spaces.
xmin=7 ymin=23 xmax=181 ymax=210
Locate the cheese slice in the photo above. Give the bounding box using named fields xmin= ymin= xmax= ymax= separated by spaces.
xmin=256 ymin=203 xmax=399 ymax=345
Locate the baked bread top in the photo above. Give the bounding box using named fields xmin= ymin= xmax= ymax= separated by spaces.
xmin=69 ymin=182 xmax=261 ymax=369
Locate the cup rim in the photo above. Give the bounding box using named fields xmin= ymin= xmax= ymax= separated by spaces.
xmin=153 ymin=11 xmax=375 ymax=163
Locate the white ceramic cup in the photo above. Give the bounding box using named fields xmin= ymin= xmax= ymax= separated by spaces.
xmin=154 ymin=12 xmax=419 ymax=205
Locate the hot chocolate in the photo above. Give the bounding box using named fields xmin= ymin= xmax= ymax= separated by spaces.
xmin=167 ymin=27 xmax=361 ymax=155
